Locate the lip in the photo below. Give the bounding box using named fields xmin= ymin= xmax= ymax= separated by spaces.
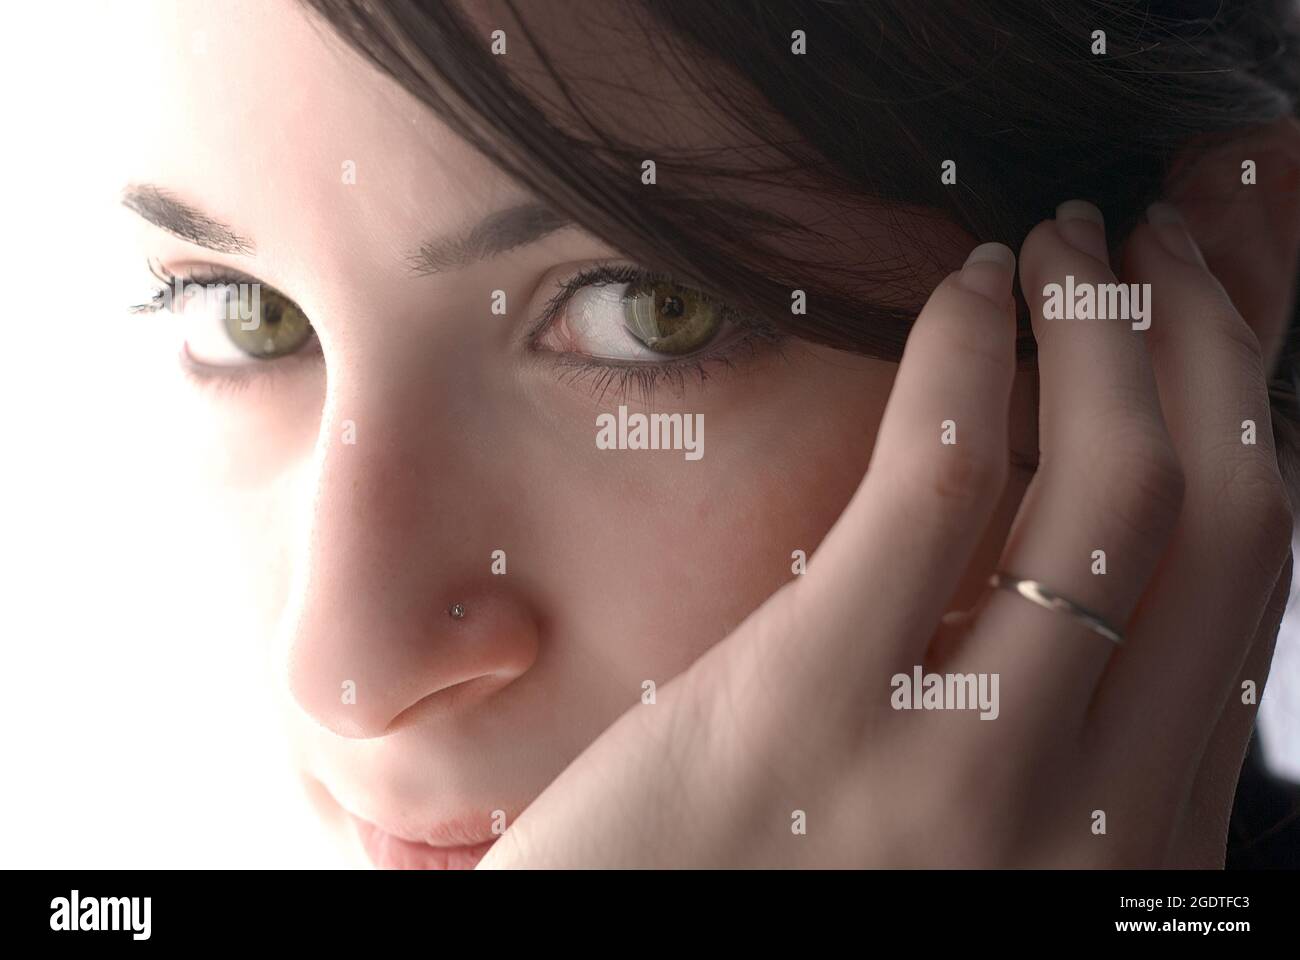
xmin=305 ymin=773 xmax=505 ymax=870
xmin=349 ymin=813 xmax=499 ymax=870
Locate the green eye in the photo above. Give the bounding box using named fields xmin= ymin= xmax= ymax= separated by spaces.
xmin=621 ymin=279 xmax=722 ymax=355
xmin=223 ymin=286 xmax=313 ymax=359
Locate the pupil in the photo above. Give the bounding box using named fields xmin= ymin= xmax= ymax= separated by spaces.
xmin=660 ymin=295 xmax=684 ymax=319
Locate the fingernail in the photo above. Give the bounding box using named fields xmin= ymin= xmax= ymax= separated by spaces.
xmin=1055 ymin=199 xmax=1109 ymax=262
xmin=1146 ymin=202 xmax=1207 ymax=267
xmin=958 ymin=242 xmax=1016 ymax=305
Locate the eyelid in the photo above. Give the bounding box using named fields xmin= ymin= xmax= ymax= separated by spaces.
xmin=521 ymin=261 xmax=640 ymax=347
xmin=179 ymin=336 xmax=323 ymax=394
xmin=134 ymin=258 xmax=320 ymax=386
xmin=545 ymin=329 xmax=785 ymax=404
xmin=524 ymin=261 xmax=777 ymax=352
xmin=146 ymin=257 xmax=266 ymax=290
xmin=525 ymin=260 xmax=786 ymax=402
xmin=132 ymin=258 xmax=285 ymax=320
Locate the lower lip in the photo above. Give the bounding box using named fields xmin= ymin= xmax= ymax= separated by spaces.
xmin=350 ymin=815 xmax=498 ymax=870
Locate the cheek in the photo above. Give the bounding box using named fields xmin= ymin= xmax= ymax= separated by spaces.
xmin=176 ymin=366 xmax=326 ymax=489
xmin=218 ymin=346 xmax=898 ymax=715
xmin=529 ymin=351 xmax=896 ymax=676
xmin=218 ymin=471 xmax=306 ymax=634
xmin=684 ymin=371 xmax=892 ymax=630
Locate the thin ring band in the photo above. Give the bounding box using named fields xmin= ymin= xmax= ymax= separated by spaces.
xmin=987 ymin=572 xmax=1125 ymax=646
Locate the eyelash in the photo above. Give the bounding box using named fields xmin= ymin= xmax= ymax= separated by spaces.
xmin=132 ymin=260 xmax=320 ymax=395
xmin=526 ymin=262 xmax=785 ymax=402
xmin=133 ymin=258 xmax=262 ymax=310
xmin=133 ymin=260 xmax=784 ymax=400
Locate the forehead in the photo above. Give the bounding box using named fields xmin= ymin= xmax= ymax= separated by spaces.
xmin=115 ymin=0 xmax=967 ymax=303
xmin=115 ymin=0 xmax=531 ymax=280
xmin=114 ymin=1 xmax=733 ymax=208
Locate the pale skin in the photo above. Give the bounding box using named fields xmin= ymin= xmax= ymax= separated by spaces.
xmin=481 ymin=212 xmax=1299 ymax=868
xmin=115 ymin=0 xmax=1300 ymax=867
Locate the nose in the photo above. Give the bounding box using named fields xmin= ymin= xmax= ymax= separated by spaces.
xmin=283 ymin=371 xmax=540 ymax=739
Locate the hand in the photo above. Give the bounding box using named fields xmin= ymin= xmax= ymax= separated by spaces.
xmin=476 ymin=201 xmax=1294 ymax=868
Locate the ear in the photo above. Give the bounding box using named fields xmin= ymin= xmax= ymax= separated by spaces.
xmin=1164 ymin=116 xmax=1300 ymax=371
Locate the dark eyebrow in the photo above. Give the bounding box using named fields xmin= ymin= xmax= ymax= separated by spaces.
xmin=407 ymin=202 xmax=573 ymax=275
xmin=122 ymin=186 xmax=572 ymax=272
xmin=121 ymin=184 xmax=256 ymax=256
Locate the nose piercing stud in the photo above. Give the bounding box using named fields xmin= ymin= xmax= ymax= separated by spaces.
xmin=449 ymin=603 xmax=466 ymax=620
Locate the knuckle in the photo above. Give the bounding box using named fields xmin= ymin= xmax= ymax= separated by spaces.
xmin=1216 ymin=310 xmax=1265 ymax=368
xmin=1226 ymin=454 xmax=1291 ymax=523
xmin=1087 ymin=427 xmax=1185 ymax=542
xmin=1224 ymin=469 xmax=1294 ymax=580
xmin=920 ymin=282 xmax=1013 ymax=369
xmin=925 ymin=748 xmax=1023 ymax=865
xmin=927 ymin=437 xmax=1008 ymax=508
xmin=1261 ymin=491 xmax=1296 ymax=547
xmin=1184 ymin=288 xmax=1268 ymax=375
xmin=1018 ymin=219 xmax=1061 ymax=282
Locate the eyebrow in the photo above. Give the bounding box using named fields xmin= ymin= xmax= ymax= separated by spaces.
xmin=121 ymin=185 xmax=256 ymax=256
xmin=121 ymin=185 xmax=574 ymax=274
xmin=406 ymin=202 xmax=573 ymax=275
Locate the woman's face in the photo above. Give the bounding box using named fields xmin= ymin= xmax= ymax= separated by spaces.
xmin=120 ymin=0 xmax=1035 ymax=866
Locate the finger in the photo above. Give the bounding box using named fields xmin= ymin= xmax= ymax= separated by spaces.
xmin=956 ymin=201 xmax=1183 ymax=731
xmin=1165 ymin=552 xmax=1292 ymax=867
xmin=1091 ymin=204 xmax=1294 ymax=761
xmin=784 ymin=242 xmax=1017 ymax=698
xmin=1170 ymin=117 xmax=1300 ymax=365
